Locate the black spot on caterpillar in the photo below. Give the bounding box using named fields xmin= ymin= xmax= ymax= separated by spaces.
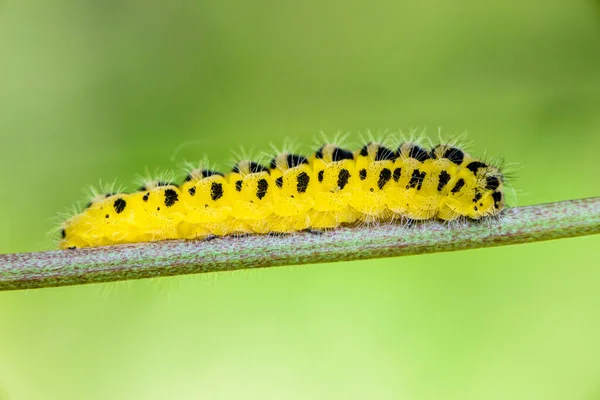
xmin=451 ymin=178 xmax=465 ymax=193
xmin=431 ymin=145 xmax=465 ymax=165
xmin=466 ymin=161 xmax=488 ymax=175
xmin=337 ymin=169 xmax=351 ymax=190
xmin=287 ymin=154 xmax=308 ymax=168
xmin=139 ymin=181 xmax=173 ymax=191
xmin=256 ymin=179 xmax=269 ymax=200
xmin=376 ymin=146 xmax=397 ymax=161
xmin=377 ymin=168 xmax=392 ymax=189
xmin=407 ymin=169 xmax=426 ymax=190
xmin=486 ymin=176 xmax=500 ymax=191
xmin=444 ymin=147 xmax=464 ymax=165
xmin=360 ymin=144 xmax=396 ymax=161
xmin=438 ymin=170 xmax=451 ymax=191
xmin=210 ymin=182 xmax=223 ymax=201
xmin=164 ymin=189 xmax=178 ymax=207
xmin=203 ymin=170 xmax=224 ymax=178
xmin=270 ymin=154 xmax=308 ymax=169
xmin=492 ymin=191 xmax=503 ymax=209
xmin=296 ymin=172 xmax=310 ymax=193
xmin=113 ymin=198 xmax=126 ymax=214
xmin=317 ymin=146 xmax=354 ymax=162
xmin=184 ymin=170 xmax=224 ymax=182
xmin=233 ymin=162 xmax=270 ymax=174
xmin=408 ymin=146 xmax=430 ymax=162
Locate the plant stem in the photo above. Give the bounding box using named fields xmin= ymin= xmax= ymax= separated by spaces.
xmin=1 ymin=197 xmax=599 ymax=292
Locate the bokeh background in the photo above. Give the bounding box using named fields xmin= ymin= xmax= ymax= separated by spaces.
xmin=1 ymin=0 xmax=600 ymax=399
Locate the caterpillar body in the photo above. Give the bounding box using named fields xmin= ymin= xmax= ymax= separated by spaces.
xmin=59 ymin=141 xmax=505 ymax=249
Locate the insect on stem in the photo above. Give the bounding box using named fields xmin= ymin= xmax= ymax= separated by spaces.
xmin=0 ymin=197 xmax=598 ymax=292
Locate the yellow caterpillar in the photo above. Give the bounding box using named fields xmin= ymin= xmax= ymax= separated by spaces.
xmin=59 ymin=141 xmax=505 ymax=249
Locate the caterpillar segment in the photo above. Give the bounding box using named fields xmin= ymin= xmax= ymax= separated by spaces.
xmin=60 ymin=141 xmax=505 ymax=249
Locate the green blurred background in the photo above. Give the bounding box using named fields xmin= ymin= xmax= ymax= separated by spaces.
xmin=1 ymin=0 xmax=600 ymax=398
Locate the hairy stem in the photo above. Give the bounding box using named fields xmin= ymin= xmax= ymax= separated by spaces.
xmin=1 ymin=197 xmax=599 ymax=291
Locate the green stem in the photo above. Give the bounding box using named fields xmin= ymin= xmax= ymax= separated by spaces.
xmin=1 ymin=197 xmax=599 ymax=291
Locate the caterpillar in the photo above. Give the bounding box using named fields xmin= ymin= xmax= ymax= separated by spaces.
xmin=59 ymin=140 xmax=506 ymax=249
